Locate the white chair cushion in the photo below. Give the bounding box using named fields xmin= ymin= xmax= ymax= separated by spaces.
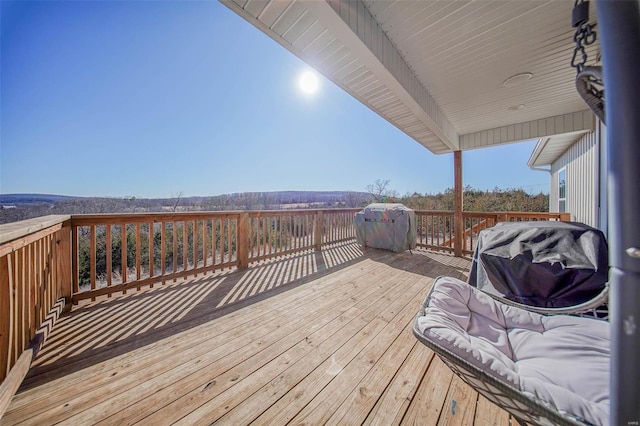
xmin=416 ymin=276 xmax=610 ymax=426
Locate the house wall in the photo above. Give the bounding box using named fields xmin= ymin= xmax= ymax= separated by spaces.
xmin=550 ymin=129 xmax=599 ymax=227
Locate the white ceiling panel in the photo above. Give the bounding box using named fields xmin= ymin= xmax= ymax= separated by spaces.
xmin=222 ymin=0 xmax=600 ymax=155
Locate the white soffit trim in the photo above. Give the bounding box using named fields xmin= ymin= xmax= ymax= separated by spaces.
xmin=460 ymin=110 xmax=595 ymax=151
xmin=527 ymin=129 xmax=595 ymax=168
xmin=528 ymin=138 xmax=550 ymax=168
xmin=306 ymin=0 xmax=459 ymax=151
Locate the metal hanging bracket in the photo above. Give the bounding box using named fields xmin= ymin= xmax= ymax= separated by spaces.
xmin=571 ymin=0 xmax=605 ymax=123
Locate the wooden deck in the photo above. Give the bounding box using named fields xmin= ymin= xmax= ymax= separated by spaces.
xmin=1 ymin=242 xmax=513 ymax=425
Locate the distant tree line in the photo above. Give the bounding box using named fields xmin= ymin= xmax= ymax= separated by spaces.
xmin=0 ymin=186 xmax=549 ymax=225
xmin=365 ymin=179 xmax=549 ymax=212
xmin=0 ymin=191 xmax=370 ymax=224
xmin=397 ymin=186 xmax=549 ymax=212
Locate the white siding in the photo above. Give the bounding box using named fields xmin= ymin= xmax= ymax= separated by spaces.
xmin=550 ymin=131 xmax=598 ymax=227
xmin=598 ymin=121 xmax=608 ymax=236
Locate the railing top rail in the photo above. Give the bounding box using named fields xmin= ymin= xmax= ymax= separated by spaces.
xmin=495 ymin=211 xmax=565 ymax=216
xmin=249 ymin=208 xmax=360 ymax=217
xmin=379 ymin=210 xmax=566 ymax=217
xmin=70 ymin=211 xmax=242 ymax=224
xmin=414 ymin=210 xmax=454 ymax=215
xmin=69 ymin=208 xmax=364 ymax=226
xmin=461 ymin=212 xmax=500 ymax=219
xmin=320 ymin=208 xmax=361 ymax=213
xmin=0 ymin=214 xmax=71 ymax=246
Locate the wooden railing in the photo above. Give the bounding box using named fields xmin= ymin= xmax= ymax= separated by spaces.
xmin=416 ymin=210 xmax=570 ymax=255
xmin=70 ymin=212 xmax=242 ymax=302
xmin=415 ymin=211 xmax=456 ymax=253
xmin=248 ymin=211 xmax=315 ymax=263
xmin=461 ymin=212 xmax=499 ymax=255
xmin=0 ymin=216 xmax=71 ymax=415
xmin=321 ymin=209 xmax=358 ymax=245
xmin=246 ymin=209 xmax=358 ymax=264
xmin=70 ymin=209 xmax=360 ymax=302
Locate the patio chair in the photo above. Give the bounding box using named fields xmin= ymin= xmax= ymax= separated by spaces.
xmin=413 ymin=222 xmax=610 ymax=425
xmin=413 ymin=276 xmax=609 ymax=426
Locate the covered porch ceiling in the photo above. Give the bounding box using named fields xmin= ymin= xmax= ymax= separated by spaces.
xmin=221 ymin=0 xmax=598 ymax=155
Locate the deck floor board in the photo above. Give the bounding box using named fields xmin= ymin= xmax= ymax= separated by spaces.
xmin=1 ymin=243 xmax=513 ymax=425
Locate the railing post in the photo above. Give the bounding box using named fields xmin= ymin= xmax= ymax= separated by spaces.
xmin=314 ymin=211 xmax=324 ymax=252
xmin=56 ymin=220 xmax=72 ymax=312
xmin=453 ymin=150 xmax=464 ymax=257
xmin=0 ymin=254 xmax=10 ymax=380
xmin=559 ymin=213 xmax=571 ymax=222
xmin=238 ymin=212 xmax=249 ymax=270
xmin=496 ymin=213 xmax=508 ymax=223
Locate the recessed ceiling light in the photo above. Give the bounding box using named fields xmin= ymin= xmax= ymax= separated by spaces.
xmin=508 ymin=104 xmax=526 ymax=111
xmin=502 ymin=73 xmax=533 ymax=87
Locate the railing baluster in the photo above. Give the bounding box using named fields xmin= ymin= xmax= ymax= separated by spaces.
xmin=16 ymin=249 xmax=24 ymax=355
xmin=45 ymin=236 xmax=51 ymax=316
xmin=135 ymin=223 xmax=141 ymax=285
xmin=72 ymin=225 xmax=79 ymax=295
xmin=203 ymin=219 xmax=208 ymax=270
xmin=90 ymin=225 xmax=97 ymax=300
xmin=38 ymin=239 xmax=44 ymax=335
xmin=333 ymin=214 xmax=337 ymax=242
xmin=121 ymin=224 xmax=128 ymax=293
xmin=172 ymin=221 xmax=177 ymax=281
xmin=271 ymin=217 xmax=275 ymax=256
xmin=149 ymin=222 xmax=154 ymax=285
xmin=193 ymin=220 xmax=198 ymax=273
xmin=11 ymin=251 xmax=18 ymax=365
xmin=161 ymin=222 xmax=166 ymax=284
xmin=34 ymin=240 xmax=44 ymax=332
xmin=279 ymin=217 xmax=283 ymax=254
xmin=213 ymin=219 xmax=218 ymax=267
xmin=221 ymin=219 xmax=226 ymax=264
xmin=182 ymin=221 xmax=187 ymax=276
xmin=106 ymin=225 xmax=112 ymax=295
xmin=38 ymin=240 xmax=44 ymax=329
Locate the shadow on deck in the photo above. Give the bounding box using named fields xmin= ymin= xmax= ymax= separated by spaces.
xmin=2 ymin=243 xmax=515 ymax=425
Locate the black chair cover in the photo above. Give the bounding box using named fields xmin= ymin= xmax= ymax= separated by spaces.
xmin=468 ymin=221 xmax=608 ymax=308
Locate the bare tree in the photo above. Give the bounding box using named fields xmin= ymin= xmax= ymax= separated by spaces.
xmin=172 ymin=191 xmax=183 ymax=212
xmin=366 ymin=179 xmax=398 ymax=202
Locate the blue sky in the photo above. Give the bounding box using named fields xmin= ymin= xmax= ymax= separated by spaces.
xmin=0 ymin=1 xmax=548 ymax=198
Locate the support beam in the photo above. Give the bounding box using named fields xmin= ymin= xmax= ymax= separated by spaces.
xmin=237 ymin=213 xmax=249 ymax=270
xmin=453 ymin=151 xmax=464 ymax=257
xmin=55 ymin=221 xmax=72 ymax=312
xmin=0 ymin=255 xmax=10 ymax=380
xmin=314 ymin=211 xmax=324 ymax=252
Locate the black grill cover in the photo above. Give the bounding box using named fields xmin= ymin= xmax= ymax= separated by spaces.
xmin=468 ymin=221 xmax=608 ymax=308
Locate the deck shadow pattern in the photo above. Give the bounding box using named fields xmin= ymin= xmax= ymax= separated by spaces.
xmin=1 ymin=244 xmax=520 ymax=426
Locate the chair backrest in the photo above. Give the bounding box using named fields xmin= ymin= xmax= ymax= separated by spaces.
xmin=468 ymin=221 xmax=608 ymax=309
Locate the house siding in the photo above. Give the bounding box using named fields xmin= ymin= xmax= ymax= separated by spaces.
xmin=550 ymin=130 xmax=598 ymax=227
